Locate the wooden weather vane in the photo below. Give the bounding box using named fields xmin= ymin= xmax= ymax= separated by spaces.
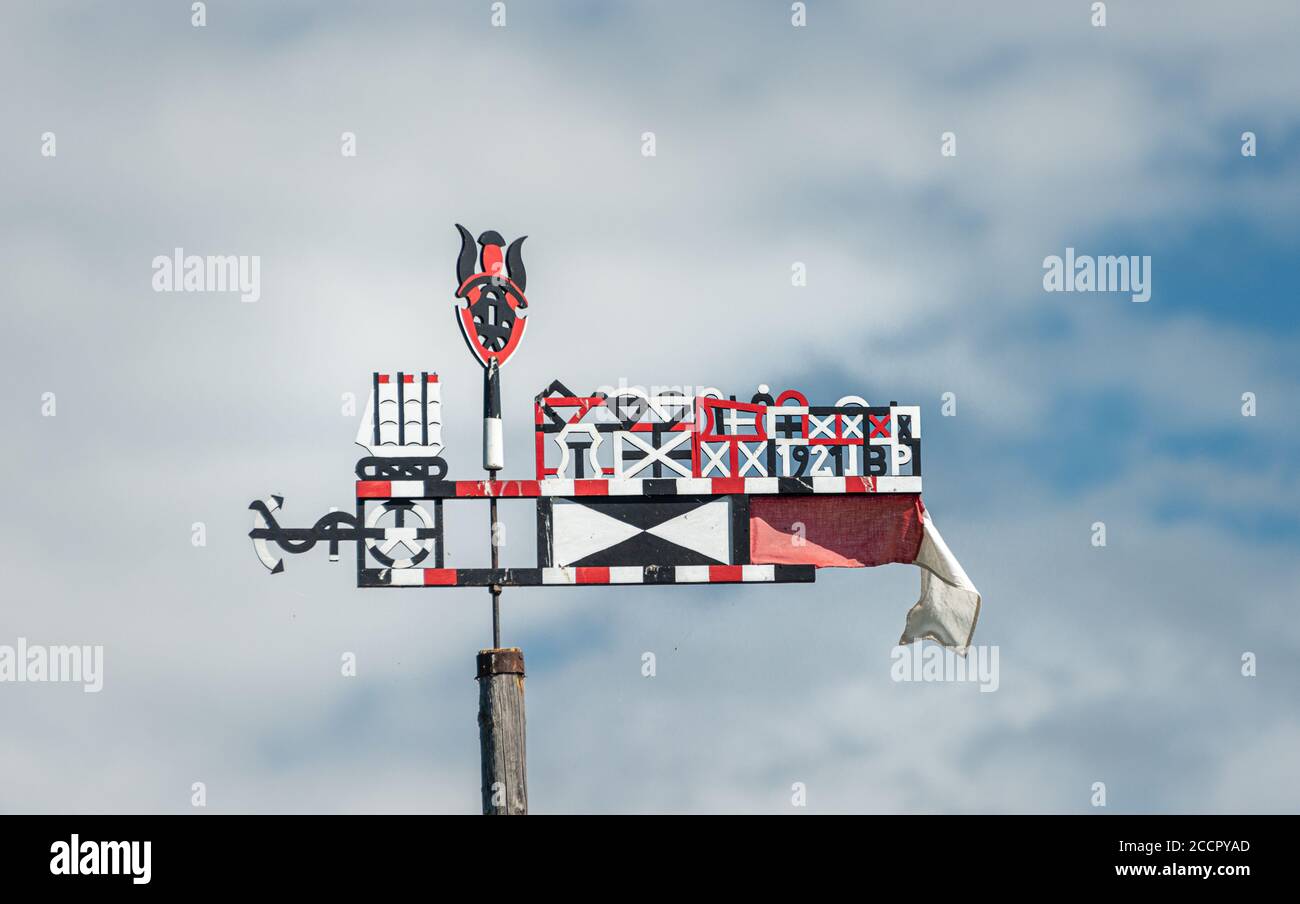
xmin=248 ymin=223 xmax=982 ymax=815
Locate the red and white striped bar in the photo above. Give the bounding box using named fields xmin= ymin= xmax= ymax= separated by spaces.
xmin=541 ymin=564 xmax=792 ymax=585
xmin=356 ymin=475 xmax=921 ymax=500
xmin=361 ymin=564 xmax=814 ymax=587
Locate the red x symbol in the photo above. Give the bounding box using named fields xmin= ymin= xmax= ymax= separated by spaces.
xmin=868 ymin=413 xmax=891 ymax=438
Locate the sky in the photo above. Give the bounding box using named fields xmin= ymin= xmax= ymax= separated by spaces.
xmin=1 ymin=0 xmax=1298 ymax=814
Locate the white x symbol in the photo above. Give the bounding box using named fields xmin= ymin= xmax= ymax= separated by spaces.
xmin=700 ymin=442 xmax=730 ymax=477
xmin=738 ymin=442 xmax=768 ymax=476
xmin=615 ymin=430 xmax=693 ymax=478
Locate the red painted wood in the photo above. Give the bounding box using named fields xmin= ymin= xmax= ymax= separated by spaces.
xmin=356 ymin=480 xmax=392 ymax=498
xmin=575 ymin=566 xmax=610 ymax=584
xmin=709 ymin=565 xmax=743 ymax=582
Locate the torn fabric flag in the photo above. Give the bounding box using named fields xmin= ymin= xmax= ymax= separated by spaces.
xmin=748 ymin=495 xmax=981 ymax=652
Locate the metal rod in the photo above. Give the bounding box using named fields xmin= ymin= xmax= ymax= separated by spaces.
xmin=483 ymin=359 xmax=504 ymax=471
xmin=485 ymin=359 xmax=504 ymax=649
xmin=489 ymin=494 xmax=501 ymax=649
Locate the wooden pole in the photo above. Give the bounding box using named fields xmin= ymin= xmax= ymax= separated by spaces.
xmin=476 ymin=648 xmax=528 ymax=815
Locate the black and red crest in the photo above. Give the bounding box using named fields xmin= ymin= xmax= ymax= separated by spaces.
xmin=454 ymin=224 xmax=529 ymax=369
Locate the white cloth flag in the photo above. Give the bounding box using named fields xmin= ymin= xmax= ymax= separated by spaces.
xmin=900 ymin=509 xmax=981 ymax=653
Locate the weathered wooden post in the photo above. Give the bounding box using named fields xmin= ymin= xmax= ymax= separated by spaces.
xmin=476 ymin=647 xmax=528 ymax=815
